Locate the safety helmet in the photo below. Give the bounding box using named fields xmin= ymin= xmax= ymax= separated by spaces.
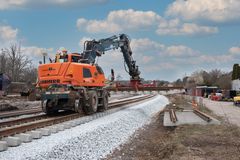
xmin=59 ymin=47 xmax=67 ymax=52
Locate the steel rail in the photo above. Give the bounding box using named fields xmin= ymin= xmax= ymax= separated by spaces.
xmin=169 ymin=109 xmax=178 ymax=123
xmin=0 ymin=108 xmax=42 ymax=119
xmin=193 ymin=109 xmax=212 ymax=122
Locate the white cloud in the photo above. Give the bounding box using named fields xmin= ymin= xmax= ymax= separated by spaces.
xmin=143 ymin=63 xmax=176 ymax=72
xmin=0 ymin=25 xmax=18 ymax=42
xmin=166 ymin=0 xmax=240 ymax=23
xmin=131 ymin=38 xmax=198 ymax=57
xmin=229 ymin=46 xmax=240 ymax=55
xmin=0 ymin=0 xmax=26 ymax=10
xmin=77 ymin=18 xmax=122 ymax=33
xmin=131 ymin=38 xmax=164 ymax=53
xmin=156 ymin=19 xmax=218 ymax=35
xmin=77 ymin=9 xmax=162 ymax=33
xmin=22 ymin=46 xmax=53 ymax=57
xmin=141 ymin=56 xmax=153 ymax=64
xmin=21 ymin=46 xmax=55 ymax=65
xmin=76 ymin=9 xmax=218 ymax=36
xmin=198 ymin=54 xmax=233 ymax=64
xmin=165 ymin=45 xmax=198 ymax=57
xmin=0 ymin=0 xmax=108 ymax=10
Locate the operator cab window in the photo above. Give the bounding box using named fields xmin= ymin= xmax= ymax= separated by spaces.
xmin=59 ymin=55 xmax=68 ymax=63
xmin=83 ymin=68 xmax=92 ymax=78
xmin=72 ymin=56 xmax=81 ymax=63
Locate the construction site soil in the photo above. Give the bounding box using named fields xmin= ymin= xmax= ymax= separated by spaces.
xmin=106 ymin=94 xmax=240 ymax=160
xmin=0 ymin=96 xmax=40 ymax=111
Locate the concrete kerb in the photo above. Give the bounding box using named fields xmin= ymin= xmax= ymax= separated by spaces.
xmin=29 ymin=130 xmax=42 ymax=139
xmin=39 ymin=128 xmax=51 ymax=136
xmin=70 ymin=121 xmax=78 ymax=127
xmin=63 ymin=122 xmax=72 ymax=129
xmin=3 ymin=136 xmax=22 ymax=147
xmin=48 ymin=126 xmax=59 ymax=133
xmin=74 ymin=119 xmax=83 ymax=125
xmin=56 ymin=124 xmax=65 ymax=131
xmin=15 ymin=133 xmax=32 ymax=143
xmin=0 ymin=141 xmax=8 ymax=151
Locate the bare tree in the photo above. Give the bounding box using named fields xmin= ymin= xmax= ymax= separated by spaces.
xmin=21 ymin=66 xmax=38 ymax=83
xmin=208 ymin=69 xmax=222 ymax=86
xmin=191 ymin=70 xmax=204 ymax=85
xmin=185 ymin=77 xmax=196 ymax=89
xmin=216 ymin=72 xmax=232 ymax=89
xmin=0 ymin=49 xmax=7 ymax=73
xmin=173 ymin=78 xmax=183 ymax=86
xmin=181 ymin=69 xmax=232 ymax=90
xmin=4 ymin=43 xmax=32 ymax=81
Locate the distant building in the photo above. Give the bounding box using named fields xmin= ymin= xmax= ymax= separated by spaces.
xmin=187 ymin=86 xmax=218 ymax=97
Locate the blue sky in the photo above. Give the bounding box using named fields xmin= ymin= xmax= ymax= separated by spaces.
xmin=0 ymin=0 xmax=240 ymax=81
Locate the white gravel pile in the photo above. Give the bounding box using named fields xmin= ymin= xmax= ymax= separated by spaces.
xmin=0 ymin=95 xmax=169 ymax=160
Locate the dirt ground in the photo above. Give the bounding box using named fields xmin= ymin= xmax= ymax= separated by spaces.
xmin=105 ymin=94 xmax=240 ymax=160
xmin=0 ymin=96 xmax=41 ymax=111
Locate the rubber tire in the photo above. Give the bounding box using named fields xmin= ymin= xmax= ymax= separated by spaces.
xmin=82 ymin=90 xmax=98 ymax=115
xmin=98 ymin=91 xmax=108 ymax=112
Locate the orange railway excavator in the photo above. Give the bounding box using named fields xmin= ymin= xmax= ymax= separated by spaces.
xmin=38 ymin=34 xmax=141 ymax=115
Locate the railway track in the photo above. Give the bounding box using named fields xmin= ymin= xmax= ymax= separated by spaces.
xmin=0 ymin=94 xmax=155 ymax=138
xmin=0 ymin=108 xmax=42 ymax=119
xmin=0 ymin=94 xmax=140 ymax=119
xmin=167 ymin=108 xmax=213 ymax=124
xmin=193 ymin=109 xmax=212 ymax=122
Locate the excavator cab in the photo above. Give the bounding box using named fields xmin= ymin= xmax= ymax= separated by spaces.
xmin=55 ymin=53 xmax=82 ymax=63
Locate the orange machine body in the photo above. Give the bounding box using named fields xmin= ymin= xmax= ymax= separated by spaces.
xmin=38 ymin=53 xmax=106 ymax=89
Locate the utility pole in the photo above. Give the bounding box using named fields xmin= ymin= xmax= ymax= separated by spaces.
xmin=42 ymin=52 xmax=48 ymax=64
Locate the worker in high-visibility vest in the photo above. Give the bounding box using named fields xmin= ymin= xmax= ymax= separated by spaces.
xmin=55 ymin=51 xmax=61 ymax=62
xmin=60 ymin=47 xmax=68 ymax=62
xmin=55 ymin=47 xmax=68 ymax=62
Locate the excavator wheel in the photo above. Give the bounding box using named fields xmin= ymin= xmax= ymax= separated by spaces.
xmin=98 ymin=91 xmax=108 ymax=112
xmin=82 ymin=90 xmax=98 ymax=115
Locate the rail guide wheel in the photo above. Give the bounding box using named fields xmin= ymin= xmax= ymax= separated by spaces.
xmin=98 ymin=91 xmax=109 ymax=112
xmin=75 ymin=98 xmax=84 ymax=114
xmin=45 ymin=100 xmax=58 ymax=115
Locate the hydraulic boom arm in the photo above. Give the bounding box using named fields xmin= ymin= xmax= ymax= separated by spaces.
xmin=82 ymin=34 xmax=141 ymax=81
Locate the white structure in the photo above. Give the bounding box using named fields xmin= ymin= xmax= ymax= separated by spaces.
xmin=232 ymin=79 xmax=240 ymax=91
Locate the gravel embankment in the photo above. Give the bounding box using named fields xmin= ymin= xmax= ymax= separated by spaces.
xmin=0 ymin=95 xmax=169 ymax=160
